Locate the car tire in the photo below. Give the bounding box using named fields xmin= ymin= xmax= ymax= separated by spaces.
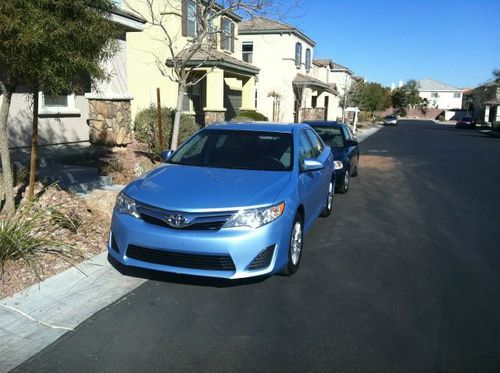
xmin=337 ymin=171 xmax=350 ymax=194
xmin=351 ymin=159 xmax=359 ymax=177
xmin=320 ymin=179 xmax=334 ymax=217
xmin=281 ymin=213 xmax=304 ymax=276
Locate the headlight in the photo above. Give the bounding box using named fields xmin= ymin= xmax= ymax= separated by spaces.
xmin=334 ymin=160 xmax=344 ymax=170
xmin=224 ymin=202 xmax=285 ymax=229
xmin=115 ymin=192 xmax=140 ymax=219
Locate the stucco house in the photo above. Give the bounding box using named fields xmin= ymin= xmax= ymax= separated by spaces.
xmin=463 ymin=79 xmax=500 ymax=128
xmin=318 ymin=60 xmax=353 ymax=120
xmin=416 ymin=78 xmax=463 ymax=110
xmin=124 ymin=0 xmax=259 ymax=125
xmin=4 ymin=8 xmax=146 ymax=148
xmin=238 ymin=17 xmax=337 ymax=123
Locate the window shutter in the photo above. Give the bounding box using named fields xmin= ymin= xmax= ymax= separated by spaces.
xmin=181 ymin=0 xmax=188 ymax=37
xmin=230 ymin=22 xmax=235 ymax=52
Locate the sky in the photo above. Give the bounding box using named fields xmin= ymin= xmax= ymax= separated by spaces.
xmin=282 ymin=0 xmax=500 ymax=89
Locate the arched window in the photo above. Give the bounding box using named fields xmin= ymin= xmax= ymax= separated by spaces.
xmin=295 ymin=42 xmax=302 ymax=68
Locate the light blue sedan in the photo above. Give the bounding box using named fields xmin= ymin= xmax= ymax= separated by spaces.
xmin=109 ymin=123 xmax=335 ymax=279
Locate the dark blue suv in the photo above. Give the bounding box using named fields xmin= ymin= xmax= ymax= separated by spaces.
xmin=305 ymin=121 xmax=359 ymax=193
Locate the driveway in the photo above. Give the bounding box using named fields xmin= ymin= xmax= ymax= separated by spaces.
xmin=16 ymin=120 xmax=500 ymax=372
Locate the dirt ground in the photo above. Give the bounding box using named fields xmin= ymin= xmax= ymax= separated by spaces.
xmin=0 ymin=141 xmax=161 ymax=299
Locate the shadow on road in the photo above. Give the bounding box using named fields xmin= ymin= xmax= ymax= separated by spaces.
xmin=107 ymin=254 xmax=271 ymax=288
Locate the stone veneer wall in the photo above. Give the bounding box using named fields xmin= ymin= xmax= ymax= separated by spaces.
xmin=204 ymin=110 xmax=226 ymax=126
xmin=88 ymin=99 xmax=132 ymax=146
xmin=301 ymin=108 xmax=326 ymax=121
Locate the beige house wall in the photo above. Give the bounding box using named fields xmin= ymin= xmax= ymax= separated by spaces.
xmin=329 ymin=71 xmax=352 ymax=120
xmin=237 ymin=32 xmax=315 ymax=122
xmin=5 ymin=92 xmax=90 ymax=148
xmin=124 ymin=0 xmax=253 ymax=124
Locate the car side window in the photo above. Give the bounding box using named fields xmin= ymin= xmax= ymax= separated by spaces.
xmin=298 ymin=132 xmax=314 ymax=164
xmin=342 ymin=126 xmax=351 ymax=141
xmin=305 ymin=129 xmax=324 ymax=158
xmin=344 ymin=125 xmax=356 ymax=141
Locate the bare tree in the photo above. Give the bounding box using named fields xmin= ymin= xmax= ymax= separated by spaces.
xmin=124 ymin=0 xmax=289 ymax=150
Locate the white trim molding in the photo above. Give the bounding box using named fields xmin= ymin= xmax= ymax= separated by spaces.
xmin=38 ymin=92 xmax=80 ymax=116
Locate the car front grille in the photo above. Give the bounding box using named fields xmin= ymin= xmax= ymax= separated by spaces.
xmin=126 ymin=245 xmax=236 ymax=271
xmin=248 ymin=245 xmax=275 ymax=270
xmin=137 ymin=203 xmax=233 ymax=231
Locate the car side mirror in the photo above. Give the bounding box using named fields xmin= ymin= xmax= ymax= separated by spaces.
xmin=301 ymin=159 xmax=324 ymax=172
xmin=160 ymin=150 xmax=174 ymax=162
xmin=347 ymin=139 xmax=358 ymax=146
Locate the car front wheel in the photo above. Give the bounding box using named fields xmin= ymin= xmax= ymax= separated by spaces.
xmin=281 ymin=213 xmax=304 ymax=275
xmin=337 ymin=172 xmax=350 ymax=194
xmin=320 ymin=179 xmax=334 ymax=217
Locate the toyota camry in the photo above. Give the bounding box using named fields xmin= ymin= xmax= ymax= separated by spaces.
xmin=109 ymin=123 xmax=335 ymax=279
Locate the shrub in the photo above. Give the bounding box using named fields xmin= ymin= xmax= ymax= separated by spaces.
xmin=231 ymin=116 xmax=256 ymax=122
xmin=238 ymin=110 xmax=268 ymax=121
xmin=134 ymin=105 xmax=200 ymax=155
xmin=0 ymin=198 xmax=81 ymax=279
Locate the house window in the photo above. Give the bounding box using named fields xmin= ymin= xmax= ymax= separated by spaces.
xmin=431 ymin=92 xmax=439 ymax=98
xmin=453 ymin=92 xmax=461 ymax=98
xmin=207 ymin=10 xmax=217 ymax=46
xmin=295 ymin=42 xmax=302 ymax=68
xmin=187 ymin=0 xmax=197 ymax=37
xmin=255 ymin=89 xmax=258 ymax=108
xmin=242 ymin=42 xmax=253 ymax=63
xmin=38 ymin=92 xmax=78 ymax=116
xmin=221 ymin=18 xmax=233 ymax=51
xmin=305 ymin=48 xmax=311 ymax=72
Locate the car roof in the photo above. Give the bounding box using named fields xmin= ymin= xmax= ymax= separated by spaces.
xmin=303 ymin=120 xmax=344 ymax=129
xmin=206 ymin=122 xmax=308 ymax=133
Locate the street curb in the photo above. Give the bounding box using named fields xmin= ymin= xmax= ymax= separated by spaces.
xmin=357 ymin=125 xmax=383 ymax=143
xmin=0 ymin=252 xmax=146 ymax=371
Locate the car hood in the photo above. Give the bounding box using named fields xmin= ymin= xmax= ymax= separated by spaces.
xmin=124 ymin=164 xmax=292 ymax=212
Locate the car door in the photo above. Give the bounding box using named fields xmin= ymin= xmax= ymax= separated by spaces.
xmin=343 ymin=126 xmax=358 ymax=174
xmin=298 ymin=131 xmax=324 ymax=228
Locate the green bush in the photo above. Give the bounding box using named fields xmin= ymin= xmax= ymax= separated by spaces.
xmin=134 ymin=105 xmax=200 ymax=155
xmin=238 ymin=110 xmax=268 ymax=121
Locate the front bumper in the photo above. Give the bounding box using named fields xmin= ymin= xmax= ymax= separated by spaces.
xmin=108 ymin=210 xmax=293 ymax=279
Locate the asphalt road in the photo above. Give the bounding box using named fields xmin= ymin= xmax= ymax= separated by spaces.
xmin=17 ymin=121 xmax=500 ymax=372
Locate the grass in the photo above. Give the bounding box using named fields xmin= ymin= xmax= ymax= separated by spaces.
xmin=0 ymin=196 xmax=82 ymax=280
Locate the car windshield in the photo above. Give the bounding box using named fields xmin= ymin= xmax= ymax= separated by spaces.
xmin=311 ymin=127 xmax=345 ymax=148
xmin=169 ymin=129 xmax=293 ymax=171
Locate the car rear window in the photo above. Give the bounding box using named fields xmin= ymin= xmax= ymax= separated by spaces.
xmin=311 ymin=127 xmax=345 ymax=148
xmin=169 ymin=129 xmax=293 ymax=171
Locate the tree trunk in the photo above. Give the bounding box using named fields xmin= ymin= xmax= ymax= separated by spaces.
xmin=27 ymin=82 xmax=39 ymax=200
xmin=0 ymin=84 xmax=15 ymax=214
xmin=156 ymin=87 xmax=164 ymax=151
xmin=171 ymin=83 xmax=185 ymax=151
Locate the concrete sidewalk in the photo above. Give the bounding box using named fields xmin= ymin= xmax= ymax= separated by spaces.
xmin=0 ymin=253 xmax=146 ymax=371
xmin=0 ymin=125 xmax=383 ymax=371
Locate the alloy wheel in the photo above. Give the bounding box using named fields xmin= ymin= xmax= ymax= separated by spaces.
xmin=290 ymin=220 xmax=303 ymax=265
